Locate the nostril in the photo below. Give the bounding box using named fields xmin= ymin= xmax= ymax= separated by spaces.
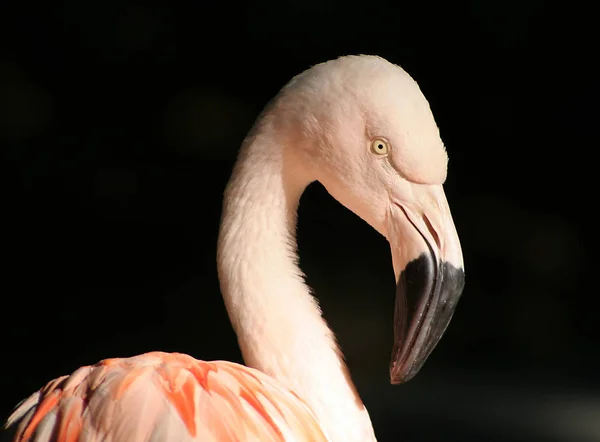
xmin=422 ymin=215 xmax=441 ymax=251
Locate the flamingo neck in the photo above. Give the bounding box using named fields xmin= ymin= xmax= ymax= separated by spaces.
xmin=217 ymin=125 xmax=376 ymax=442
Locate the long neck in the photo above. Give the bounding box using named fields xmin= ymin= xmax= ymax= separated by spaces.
xmin=217 ymin=124 xmax=376 ymax=442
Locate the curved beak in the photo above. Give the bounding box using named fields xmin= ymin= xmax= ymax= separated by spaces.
xmin=386 ymin=184 xmax=465 ymax=384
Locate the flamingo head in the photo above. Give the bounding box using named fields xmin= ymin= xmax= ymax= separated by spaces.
xmin=273 ymin=55 xmax=465 ymax=383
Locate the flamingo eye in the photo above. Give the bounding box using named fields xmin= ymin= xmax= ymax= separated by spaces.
xmin=370 ymin=138 xmax=390 ymax=156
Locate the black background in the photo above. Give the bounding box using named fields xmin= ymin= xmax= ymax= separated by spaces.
xmin=2 ymin=1 xmax=598 ymax=441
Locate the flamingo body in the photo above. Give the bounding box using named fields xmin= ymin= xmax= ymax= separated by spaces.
xmin=5 ymin=352 xmax=328 ymax=442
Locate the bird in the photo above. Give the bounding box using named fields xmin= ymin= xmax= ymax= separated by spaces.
xmin=3 ymin=54 xmax=465 ymax=442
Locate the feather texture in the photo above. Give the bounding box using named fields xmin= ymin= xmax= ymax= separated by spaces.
xmin=4 ymin=352 xmax=329 ymax=442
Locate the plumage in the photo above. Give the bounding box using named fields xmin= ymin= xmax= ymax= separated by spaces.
xmin=4 ymin=54 xmax=465 ymax=441
xmin=5 ymin=352 xmax=328 ymax=442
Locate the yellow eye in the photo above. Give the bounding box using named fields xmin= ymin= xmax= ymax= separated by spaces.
xmin=370 ymin=138 xmax=389 ymax=156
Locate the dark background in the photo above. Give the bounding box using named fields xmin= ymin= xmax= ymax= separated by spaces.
xmin=2 ymin=1 xmax=598 ymax=441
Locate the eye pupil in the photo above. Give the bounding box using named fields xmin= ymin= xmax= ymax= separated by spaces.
xmin=371 ymin=138 xmax=389 ymax=155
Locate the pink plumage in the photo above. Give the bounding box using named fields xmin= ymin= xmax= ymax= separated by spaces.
xmin=6 ymin=352 xmax=328 ymax=442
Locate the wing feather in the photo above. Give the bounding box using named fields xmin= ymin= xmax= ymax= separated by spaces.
xmin=4 ymin=352 xmax=330 ymax=442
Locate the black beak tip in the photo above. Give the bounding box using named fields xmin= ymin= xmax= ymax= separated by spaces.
xmin=390 ymin=365 xmax=419 ymax=384
xmin=389 ymin=347 xmax=431 ymax=384
xmin=391 ymin=256 xmax=465 ymax=384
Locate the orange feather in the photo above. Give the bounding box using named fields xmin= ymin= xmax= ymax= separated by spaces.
xmin=5 ymin=352 xmax=329 ymax=442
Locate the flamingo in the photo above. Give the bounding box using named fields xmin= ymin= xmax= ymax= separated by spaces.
xmin=3 ymin=54 xmax=465 ymax=442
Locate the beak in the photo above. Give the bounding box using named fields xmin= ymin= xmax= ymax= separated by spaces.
xmin=386 ymin=184 xmax=465 ymax=384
